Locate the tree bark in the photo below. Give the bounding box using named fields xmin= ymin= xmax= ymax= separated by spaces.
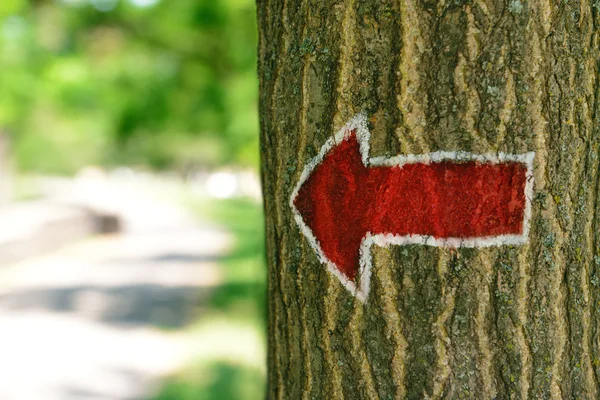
xmin=257 ymin=0 xmax=600 ymax=398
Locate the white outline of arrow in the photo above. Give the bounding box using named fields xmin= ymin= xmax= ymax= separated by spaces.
xmin=290 ymin=113 xmax=535 ymax=303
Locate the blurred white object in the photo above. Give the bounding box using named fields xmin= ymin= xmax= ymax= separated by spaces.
xmin=238 ymin=169 xmax=262 ymax=201
xmin=205 ymin=171 xmax=238 ymax=199
xmin=130 ymin=0 xmax=159 ymax=7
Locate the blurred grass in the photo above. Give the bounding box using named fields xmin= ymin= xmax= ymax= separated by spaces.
xmin=152 ymin=196 xmax=266 ymax=400
xmin=154 ymin=361 xmax=264 ymax=400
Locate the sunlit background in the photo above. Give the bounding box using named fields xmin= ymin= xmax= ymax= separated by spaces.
xmin=0 ymin=0 xmax=265 ymax=399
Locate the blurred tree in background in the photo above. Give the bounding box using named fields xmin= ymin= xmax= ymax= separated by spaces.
xmin=0 ymin=0 xmax=258 ymax=175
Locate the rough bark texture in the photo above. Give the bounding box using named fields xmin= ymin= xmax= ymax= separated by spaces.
xmin=257 ymin=0 xmax=600 ymax=398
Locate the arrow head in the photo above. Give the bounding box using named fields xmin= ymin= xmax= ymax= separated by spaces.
xmin=293 ymin=128 xmax=370 ymax=285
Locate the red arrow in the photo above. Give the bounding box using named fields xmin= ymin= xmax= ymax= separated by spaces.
xmin=291 ymin=114 xmax=534 ymax=302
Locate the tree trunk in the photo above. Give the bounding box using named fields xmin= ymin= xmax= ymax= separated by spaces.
xmin=257 ymin=0 xmax=600 ymax=398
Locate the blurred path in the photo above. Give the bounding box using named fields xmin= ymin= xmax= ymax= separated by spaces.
xmin=0 ymin=176 xmax=231 ymax=400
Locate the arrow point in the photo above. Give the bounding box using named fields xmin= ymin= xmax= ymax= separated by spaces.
xmin=291 ymin=115 xmax=373 ymax=289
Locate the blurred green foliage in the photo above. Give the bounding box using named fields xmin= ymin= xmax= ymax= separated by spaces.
xmin=0 ymin=0 xmax=258 ymax=174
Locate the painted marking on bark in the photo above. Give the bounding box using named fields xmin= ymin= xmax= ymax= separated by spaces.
xmin=291 ymin=113 xmax=535 ymax=302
